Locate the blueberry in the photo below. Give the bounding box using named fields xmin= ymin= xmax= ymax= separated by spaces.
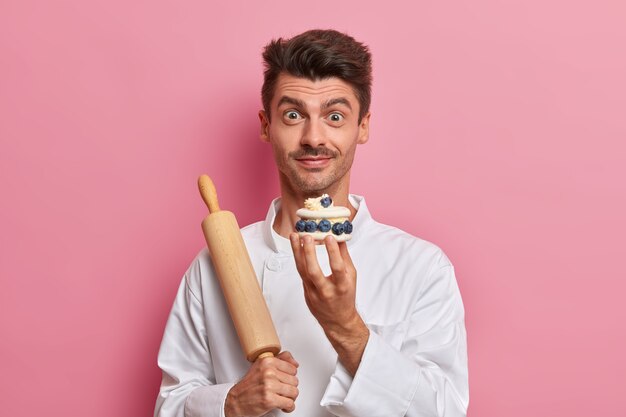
xmin=304 ymin=221 xmax=317 ymax=232
xmin=331 ymin=222 xmax=345 ymax=235
xmin=295 ymin=220 xmax=306 ymax=232
xmin=343 ymin=220 xmax=353 ymax=234
xmin=320 ymin=196 xmax=332 ymax=208
xmin=318 ymin=219 xmax=331 ymax=232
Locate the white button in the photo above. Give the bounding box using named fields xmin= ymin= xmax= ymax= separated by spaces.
xmin=267 ymin=258 xmax=281 ymax=271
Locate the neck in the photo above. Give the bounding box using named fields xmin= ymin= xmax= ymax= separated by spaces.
xmin=273 ymin=174 xmax=357 ymax=239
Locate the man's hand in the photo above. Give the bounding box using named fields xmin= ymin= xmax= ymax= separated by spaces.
xmin=224 ymin=351 xmax=299 ymax=417
xmin=289 ymin=234 xmax=369 ymax=376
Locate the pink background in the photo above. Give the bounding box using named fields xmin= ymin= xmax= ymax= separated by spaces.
xmin=1 ymin=1 xmax=625 ymax=416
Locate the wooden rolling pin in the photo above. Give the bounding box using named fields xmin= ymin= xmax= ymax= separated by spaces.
xmin=198 ymin=175 xmax=281 ymax=362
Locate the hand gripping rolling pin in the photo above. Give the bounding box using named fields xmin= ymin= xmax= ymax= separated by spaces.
xmin=198 ymin=175 xmax=281 ymax=362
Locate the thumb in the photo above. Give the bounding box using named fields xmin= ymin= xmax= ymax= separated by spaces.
xmin=277 ymin=351 xmax=299 ymax=368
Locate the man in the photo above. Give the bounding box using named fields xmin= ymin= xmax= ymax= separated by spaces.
xmin=155 ymin=29 xmax=468 ymax=417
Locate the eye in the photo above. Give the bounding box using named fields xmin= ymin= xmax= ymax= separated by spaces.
xmin=328 ymin=113 xmax=344 ymax=122
xmin=285 ymin=111 xmax=301 ymax=120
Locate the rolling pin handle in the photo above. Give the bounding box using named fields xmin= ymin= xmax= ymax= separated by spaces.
xmin=198 ymin=174 xmax=220 ymax=213
xmin=256 ymin=352 xmax=275 ymax=360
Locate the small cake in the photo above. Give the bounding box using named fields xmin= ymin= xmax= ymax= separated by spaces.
xmin=294 ymin=195 xmax=353 ymax=242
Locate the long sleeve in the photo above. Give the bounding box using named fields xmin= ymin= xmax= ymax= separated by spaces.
xmin=154 ymin=273 xmax=234 ymax=417
xmin=321 ymin=259 xmax=469 ymax=417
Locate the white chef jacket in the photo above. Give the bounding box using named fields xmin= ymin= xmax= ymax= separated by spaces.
xmin=155 ymin=195 xmax=468 ymax=417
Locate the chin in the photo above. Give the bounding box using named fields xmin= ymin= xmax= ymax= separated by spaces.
xmin=296 ymin=182 xmax=324 ymax=192
xmin=292 ymin=178 xmax=331 ymax=194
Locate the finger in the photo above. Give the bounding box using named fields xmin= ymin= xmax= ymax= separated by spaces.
xmin=277 ymin=351 xmax=299 ymax=368
xmin=271 ymin=356 xmax=298 ymax=376
xmin=289 ymin=233 xmax=307 ymax=277
xmin=275 ymin=381 xmax=299 ymax=400
xmin=290 ymin=234 xmax=315 ymax=291
xmin=275 ymin=370 xmax=299 ymax=387
xmin=302 ymin=235 xmax=327 ymax=288
xmin=276 ymin=395 xmax=296 ymax=413
xmin=262 ymin=391 xmax=296 ymax=414
xmin=324 ymin=236 xmax=347 ymax=281
xmin=338 ymin=241 xmax=356 ymax=272
xmin=258 ymin=363 xmax=298 ymax=388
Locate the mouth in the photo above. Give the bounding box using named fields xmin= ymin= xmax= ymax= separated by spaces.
xmin=295 ymin=156 xmax=332 ymax=169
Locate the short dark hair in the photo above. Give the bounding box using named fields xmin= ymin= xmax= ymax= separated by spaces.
xmin=261 ymin=29 xmax=372 ymax=122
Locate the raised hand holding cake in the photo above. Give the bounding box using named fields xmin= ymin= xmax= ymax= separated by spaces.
xmin=294 ymin=194 xmax=353 ymax=241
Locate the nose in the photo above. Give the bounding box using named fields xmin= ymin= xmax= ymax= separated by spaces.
xmin=300 ymin=119 xmax=326 ymax=148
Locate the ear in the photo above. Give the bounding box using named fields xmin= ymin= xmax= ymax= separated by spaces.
xmin=357 ymin=112 xmax=371 ymax=145
xmin=259 ymin=110 xmax=270 ymax=143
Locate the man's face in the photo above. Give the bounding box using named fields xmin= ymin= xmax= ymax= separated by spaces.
xmin=260 ymin=73 xmax=370 ymax=195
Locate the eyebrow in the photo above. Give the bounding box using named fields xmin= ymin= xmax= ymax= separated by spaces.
xmin=277 ymin=96 xmax=306 ymax=109
xmin=276 ymin=96 xmax=353 ymax=111
xmin=322 ymin=98 xmax=352 ymax=111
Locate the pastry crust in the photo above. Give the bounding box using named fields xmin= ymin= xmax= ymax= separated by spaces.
xmin=297 ymin=231 xmax=352 ymax=242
